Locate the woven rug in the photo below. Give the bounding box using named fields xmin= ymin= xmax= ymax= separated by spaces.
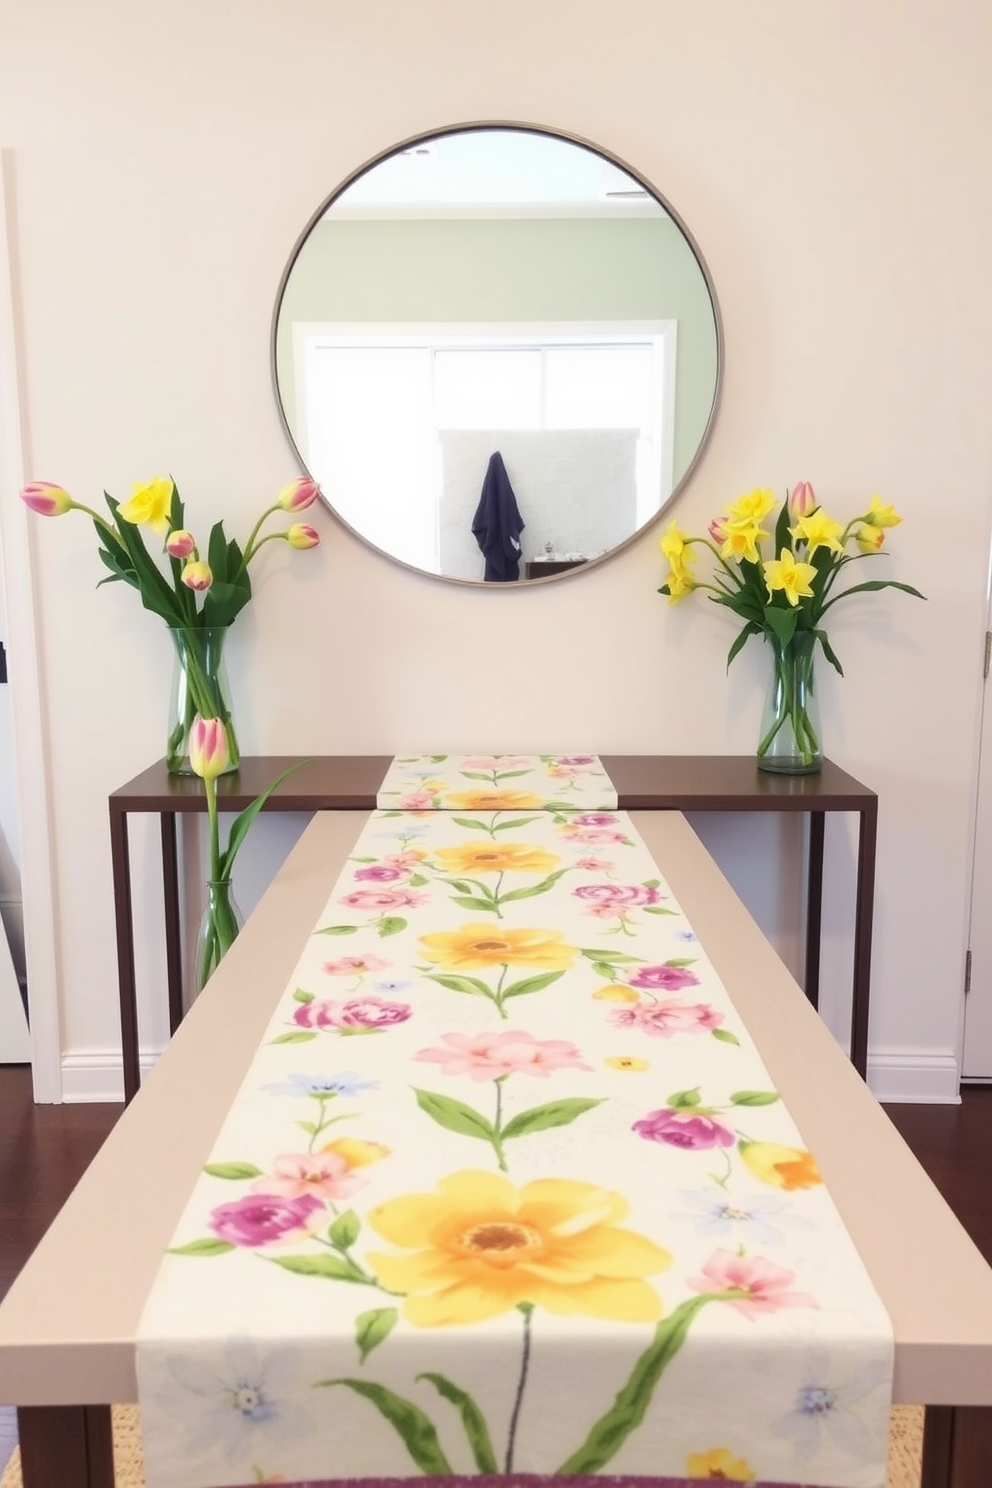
xmin=0 ymin=1404 xmax=923 ymax=1488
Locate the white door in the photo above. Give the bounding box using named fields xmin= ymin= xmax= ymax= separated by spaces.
xmin=964 ymin=628 xmax=992 ymax=1079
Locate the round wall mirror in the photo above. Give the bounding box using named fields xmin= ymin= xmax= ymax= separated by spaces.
xmin=272 ymin=123 xmax=722 ymax=585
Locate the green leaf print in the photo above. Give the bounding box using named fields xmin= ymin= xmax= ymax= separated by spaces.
xmin=377 ymin=916 xmax=407 ymax=937
xmin=712 ymin=1028 xmax=741 ymax=1046
xmin=491 ymin=816 xmax=541 ymax=832
xmin=729 ymin=1090 xmax=780 ymax=1105
xmin=318 ymin=1380 xmax=453 ymax=1474
xmin=270 ymin=1031 xmax=317 ymax=1045
xmin=502 ymin=1097 xmax=604 ymax=1140
xmin=416 ymin=1373 xmax=498 ymax=1472
xmin=329 ymin=1209 xmax=361 ymax=1248
xmin=203 ymin=1162 xmax=264 ymax=1180
xmin=268 ymin=1253 xmax=368 ymax=1283
xmin=412 ymin=1088 xmax=496 ymax=1141
xmin=316 ymin=924 xmax=360 ymax=935
xmin=292 ymin=987 xmax=315 ymax=1003
xmin=168 ymin=1238 xmax=236 ymax=1257
xmin=355 ymin=1307 xmax=399 ymax=1364
xmin=425 ymin=973 xmax=495 ymax=999
xmin=499 ymin=868 xmax=571 ymax=903
xmin=500 ymin=970 xmax=565 ymax=1000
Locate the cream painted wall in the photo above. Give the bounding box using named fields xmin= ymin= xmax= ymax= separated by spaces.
xmin=0 ymin=0 xmax=989 ymax=1100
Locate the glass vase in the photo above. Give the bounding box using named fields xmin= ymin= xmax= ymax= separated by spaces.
xmin=194 ymin=878 xmax=244 ymax=993
xmin=756 ymin=631 xmax=823 ymax=774
xmin=167 ymin=627 xmax=240 ymax=775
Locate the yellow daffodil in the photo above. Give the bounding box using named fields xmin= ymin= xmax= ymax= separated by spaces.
xmin=686 ymin=1446 xmax=755 ymax=1480
xmin=419 ymin=923 xmax=578 ymax=972
xmin=724 ymin=487 xmax=777 ymax=525
xmin=789 ymin=510 xmax=845 ymax=559
xmin=366 ymin=1168 xmax=671 ymax=1326
xmin=739 ymin=1140 xmax=822 ymax=1190
xmin=718 ymin=520 xmax=768 ymax=565
xmin=117 ymin=476 xmax=175 ymax=534
xmin=763 ymin=548 xmax=817 ymax=606
xmin=663 ymin=566 xmax=696 ymax=603
xmin=443 ymin=790 xmax=544 ymax=810
xmin=659 ymin=519 xmax=693 ymax=569
xmin=866 ymin=495 xmax=902 ymax=528
xmin=855 ymin=524 xmax=885 ymax=553
xmin=433 ymin=841 xmax=561 ymax=875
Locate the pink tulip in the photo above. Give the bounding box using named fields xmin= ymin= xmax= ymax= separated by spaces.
xmin=189 ymin=715 xmax=230 ymax=780
xmin=707 ymin=517 xmax=726 ymax=543
xmin=181 ymin=560 xmax=213 ymax=591
xmin=788 ymin=481 xmax=816 ymax=518
xmin=278 ymin=477 xmax=320 ymax=512
xmin=20 ymin=481 xmax=73 ymax=516
xmin=286 ymin=523 xmax=320 ymax=550
xmin=166 ymin=528 xmax=196 ymax=558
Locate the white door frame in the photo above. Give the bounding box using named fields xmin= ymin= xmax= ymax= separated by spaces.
xmin=0 ymin=148 xmax=64 ymax=1100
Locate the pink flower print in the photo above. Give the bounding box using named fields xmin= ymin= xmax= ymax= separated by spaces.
xmin=252 ymin=1151 xmax=365 ymax=1202
xmin=294 ymin=996 xmax=412 ymax=1030
xmin=609 ymin=1000 xmax=724 ymax=1037
xmin=414 ymin=1029 xmax=592 ymax=1081
xmin=574 ymin=884 xmax=661 ymax=909
xmin=384 ymin=849 xmax=428 ymax=868
xmin=632 ymin=1108 xmax=734 ymax=1150
xmin=398 ymin=790 xmax=435 ymax=809
xmin=462 ymin=755 xmax=531 ymax=771
xmin=323 ymin=954 xmax=391 ymax=976
xmin=208 ymin=1192 xmax=323 ymax=1248
xmin=339 ymin=887 xmax=426 ymax=911
xmin=576 ymin=856 xmax=615 ymax=872
xmin=353 ymin=864 xmax=409 ymax=882
xmin=584 ymin=902 xmax=633 ymax=921
xmin=555 ymin=755 xmax=597 ymax=767
xmin=687 ymin=1249 xmax=819 ymax=1320
xmin=564 ymin=827 xmax=630 ymax=845
xmin=572 ymin=813 xmax=619 ymax=827
xmin=629 ymin=964 xmax=701 ymax=992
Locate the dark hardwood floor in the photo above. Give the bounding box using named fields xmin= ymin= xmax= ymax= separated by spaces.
xmin=0 ymin=1066 xmax=990 ymax=1473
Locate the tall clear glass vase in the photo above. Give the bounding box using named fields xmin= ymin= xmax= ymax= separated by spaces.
xmin=166 ymin=627 xmax=240 ymax=775
xmin=756 ymin=631 xmax=823 ymax=775
xmin=194 ymin=877 xmax=244 ymax=993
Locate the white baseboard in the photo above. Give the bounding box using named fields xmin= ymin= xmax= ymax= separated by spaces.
xmin=866 ymin=1050 xmax=961 ymax=1104
xmin=60 ymin=1047 xmax=161 ymax=1103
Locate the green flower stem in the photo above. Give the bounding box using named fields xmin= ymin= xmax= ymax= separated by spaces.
xmin=69 ymin=501 xmax=122 ymax=543
xmin=242 ymin=503 xmax=280 ymax=565
xmin=757 ymin=633 xmax=820 ymax=768
xmin=492 ymin=965 xmax=510 ymax=1019
xmin=491 ymin=1077 xmax=509 ymax=1171
xmin=504 ymin=1303 xmax=533 ymax=1472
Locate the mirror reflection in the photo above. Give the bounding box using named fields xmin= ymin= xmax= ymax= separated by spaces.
xmin=272 ymin=125 xmax=721 ymax=585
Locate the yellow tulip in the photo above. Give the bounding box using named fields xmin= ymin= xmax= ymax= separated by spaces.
xmin=855 ymin=524 xmax=885 ymax=553
xmin=738 ymin=1140 xmax=822 ymax=1190
xmin=323 ymin=1137 xmax=390 ymax=1168
xmin=763 ymin=548 xmax=817 ymax=606
xmin=592 ymin=985 xmax=640 ymax=1003
xmin=789 ymin=510 xmax=845 ymax=559
xmin=866 ymin=495 xmax=902 ymax=528
xmin=724 ymin=487 xmax=777 ymax=525
xmin=117 ymin=476 xmax=174 ymax=535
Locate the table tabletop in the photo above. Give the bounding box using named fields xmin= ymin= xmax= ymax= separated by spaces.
xmin=110 ymin=754 xmax=878 ymax=814
xmin=2 ymin=811 xmax=987 ymax=1413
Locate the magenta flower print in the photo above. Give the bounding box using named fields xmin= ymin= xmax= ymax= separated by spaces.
xmin=609 ymin=999 xmax=723 ymax=1037
xmin=322 ymin=954 xmax=391 ymax=977
xmin=564 ymin=827 xmax=630 ymax=845
xmin=633 ymin=1108 xmax=735 ymax=1150
xmin=414 ymin=1029 xmax=592 ymax=1082
xmin=572 ymin=813 xmax=620 ymax=827
xmin=208 ymin=1192 xmax=324 ymax=1248
xmin=293 ymin=996 xmax=412 ymax=1032
xmin=687 ymin=1248 xmax=819 ymax=1320
xmin=554 ymin=755 xmax=597 ymax=766
xmin=629 ymin=964 xmax=700 ymax=992
xmin=251 ymin=1151 xmax=365 ymax=1202
xmin=574 ymin=884 xmax=661 ymax=909
xmin=339 ymin=887 xmax=426 ymax=911
xmin=353 ymin=864 xmax=409 ymax=883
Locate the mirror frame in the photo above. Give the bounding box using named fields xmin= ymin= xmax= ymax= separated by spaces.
xmin=270 ymin=120 xmax=724 ymax=587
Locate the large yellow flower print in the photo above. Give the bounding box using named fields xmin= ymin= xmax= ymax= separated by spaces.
xmin=433 ymin=841 xmax=561 ymax=875
xmin=444 ymin=790 xmax=544 ymax=810
xmin=366 ymin=1169 xmax=670 ymax=1326
xmin=419 ymin=923 xmax=578 ymax=971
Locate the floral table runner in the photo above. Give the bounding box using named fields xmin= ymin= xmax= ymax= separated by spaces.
xmin=375 ymin=755 xmax=619 ymax=812
xmin=136 ymin=804 xmax=892 ymax=1488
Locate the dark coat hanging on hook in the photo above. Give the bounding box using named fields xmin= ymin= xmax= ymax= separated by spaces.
xmin=471 ymin=451 xmax=525 ymax=582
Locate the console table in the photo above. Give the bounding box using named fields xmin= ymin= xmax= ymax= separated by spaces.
xmin=109 ymin=755 xmax=877 ymax=1102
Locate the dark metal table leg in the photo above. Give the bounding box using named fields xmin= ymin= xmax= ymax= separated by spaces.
xmin=804 ymin=810 xmax=825 ymax=1011
xmin=162 ymin=812 xmax=184 ymax=1034
xmin=18 ymin=1403 xmax=115 ymax=1487
xmin=109 ymin=805 xmax=140 ymax=1105
xmin=850 ymin=801 xmax=878 ymax=1081
xmin=923 ymin=1404 xmax=992 ymax=1487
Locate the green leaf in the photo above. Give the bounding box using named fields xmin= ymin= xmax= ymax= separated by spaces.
xmin=269 ymin=1030 xmax=317 ymax=1044
xmin=293 ymin=987 xmax=315 ymax=1004
xmin=449 ymin=896 xmax=498 ymax=914
xmin=219 ymin=758 xmax=313 ymax=880
xmin=499 ymin=868 xmax=570 ymax=903
xmin=377 ymin=915 xmax=407 ymax=938
xmin=411 ymin=1087 xmax=495 ymax=1140
xmin=425 ymin=973 xmax=494 ymax=999
xmin=729 ymin=1090 xmax=780 ymax=1106
xmin=502 ymin=1096 xmax=604 ymax=1140
xmin=329 ymin=1209 xmax=361 ymax=1248
xmin=711 ymin=1028 xmax=740 ymax=1046
xmin=203 ymin=1161 xmax=263 ymax=1179
xmin=268 ymin=1253 xmax=367 ymax=1282
xmin=579 ymin=948 xmax=641 ymax=964
xmin=557 ymin=1296 xmax=713 ymax=1472
xmin=167 ymin=1237 xmax=236 ymax=1256
xmin=416 ymin=1373 xmax=498 ymax=1473
xmin=773 ymin=493 xmax=793 ymax=554
xmin=763 ymin=605 xmax=799 ymax=645
xmin=501 ymin=970 xmax=565 ymax=999
xmin=726 ymin=620 xmax=762 ymax=668
xmin=355 ymin=1307 xmax=399 ymax=1364
xmin=491 ymin=816 xmax=541 ymax=832
xmin=408 ymin=873 xmax=429 ymax=887
xmin=451 ymin=817 xmax=490 ymax=831
xmin=814 ymin=627 xmax=845 ymax=677
xmin=666 ymin=1089 xmax=701 ymax=1109
xmin=317 ymin=924 xmax=360 ymax=936
xmin=317 ymin=1380 xmax=452 ymax=1475
xmin=643 ymin=906 xmax=676 ymax=916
